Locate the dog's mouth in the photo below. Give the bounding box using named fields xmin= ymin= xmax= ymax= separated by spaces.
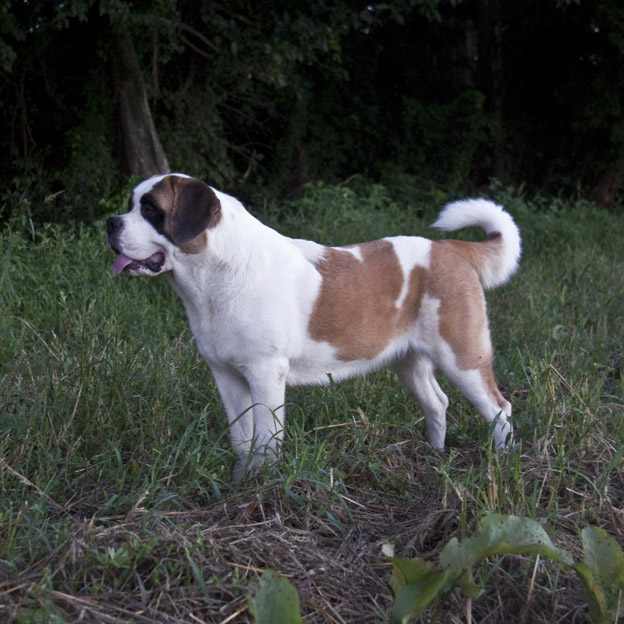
xmin=111 ymin=250 xmax=166 ymax=275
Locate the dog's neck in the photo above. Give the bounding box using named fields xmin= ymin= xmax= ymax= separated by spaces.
xmin=165 ymin=194 xmax=288 ymax=313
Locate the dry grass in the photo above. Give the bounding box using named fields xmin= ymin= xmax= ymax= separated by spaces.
xmin=2 ymin=431 xmax=623 ymax=623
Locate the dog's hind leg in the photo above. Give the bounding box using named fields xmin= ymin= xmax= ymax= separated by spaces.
xmin=393 ymin=351 xmax=449 ymax=448
xmin=439 ymin=359 xmax=513 ymax=448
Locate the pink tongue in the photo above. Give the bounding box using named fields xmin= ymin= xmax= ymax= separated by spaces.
xmin=112 ymin=253 xmax=136 ymax=275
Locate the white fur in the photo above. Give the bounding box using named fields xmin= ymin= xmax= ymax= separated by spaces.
xmin=433 ymin=199 xmax=521 ymax=289
xmin=109 ymin=178 xmax=520 ymax=480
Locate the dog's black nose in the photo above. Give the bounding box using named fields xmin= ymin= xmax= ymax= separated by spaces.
xmin=107 ymin=216 xmax=124 ymax=235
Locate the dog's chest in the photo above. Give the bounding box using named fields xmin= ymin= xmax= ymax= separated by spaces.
xmin=171 ymin=267 xmax=320 ymax=366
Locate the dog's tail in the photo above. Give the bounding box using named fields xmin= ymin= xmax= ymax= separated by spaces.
xmin=432 ymin=199 xmax=521 ymax=290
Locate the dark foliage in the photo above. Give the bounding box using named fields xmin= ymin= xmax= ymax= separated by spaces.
xmin=1 ymin=0 xmax=624 ymax=222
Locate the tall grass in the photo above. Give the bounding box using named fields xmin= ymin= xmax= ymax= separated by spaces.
xmin=1 ymin=183 xmax=622 ymax=622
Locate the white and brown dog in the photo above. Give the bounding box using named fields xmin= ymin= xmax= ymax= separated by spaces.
xmin=107 ymin=174 xmax=521 ymax=480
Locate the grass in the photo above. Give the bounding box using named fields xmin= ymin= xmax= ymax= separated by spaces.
xmin=1 ymin=181 xmax=623 ymax=623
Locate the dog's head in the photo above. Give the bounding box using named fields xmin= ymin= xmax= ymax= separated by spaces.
xmin=107 ymin=174 xmax=221 ymax=276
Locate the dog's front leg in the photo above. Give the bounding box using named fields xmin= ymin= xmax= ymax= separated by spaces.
xmin=242 ymin=360 xmax=289 ymax=478
xmin=211 ymin=367 xmax=255 ymax=479
xmin=211 ymin=361 xmax=288 ymax=481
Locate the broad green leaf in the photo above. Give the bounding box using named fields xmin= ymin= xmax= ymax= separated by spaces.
xmin=389 ymin=557 xmax=432 ymax=594
xmin=248 ymin=569 xmax=305 ymax=624
xmin=440 ymin=515 xmax=573 ymax=588
xmin=574 ymin=561 xmax=608 ymax=624
xmin=582 ymin=526 xmax=624 ymax=589
xmin=576 ymin=526 xmax=624 ymax=622
xmin=455 ymin=574 xmax=482 ymax=599
xmin=389 ymin=557 xmax=448 ymax=623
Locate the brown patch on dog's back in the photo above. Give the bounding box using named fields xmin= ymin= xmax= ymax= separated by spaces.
xmin=309 ymin=234 xmax=507 ymax=411
xmin=309 ymin=240 xmax=426 ymax=360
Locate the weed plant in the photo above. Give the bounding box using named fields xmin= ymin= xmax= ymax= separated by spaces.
xmin=0 ymin=182 xmax=622 ymax=622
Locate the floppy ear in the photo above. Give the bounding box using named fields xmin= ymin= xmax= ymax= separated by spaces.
xmin=170 ymin=178 xmax=222 ymax=247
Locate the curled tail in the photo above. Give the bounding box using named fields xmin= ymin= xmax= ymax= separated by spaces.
xmin=432 ymin=198 xmax=521 ymax=290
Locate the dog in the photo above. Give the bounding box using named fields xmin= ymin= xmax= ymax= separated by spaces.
xmin=107 ymin=174 xmax=521 ymax=480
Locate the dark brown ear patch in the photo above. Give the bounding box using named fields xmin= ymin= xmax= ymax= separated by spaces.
xmin=144 ymin=176 xmax=221 ymax=254
xmin=170 ymin=177 xmax=221 ymax=245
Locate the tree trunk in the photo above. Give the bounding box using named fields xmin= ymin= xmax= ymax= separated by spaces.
xmin=477 ymin=1 xmax=507 ymax=183
xmin=593 ymin=156 xmax=624 ymax=205
xmin=110 ymin=29 xmax=170 ymax=177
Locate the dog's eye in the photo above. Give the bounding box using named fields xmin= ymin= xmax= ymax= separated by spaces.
xmin=141 ymin=200 xmax=159 ymax=219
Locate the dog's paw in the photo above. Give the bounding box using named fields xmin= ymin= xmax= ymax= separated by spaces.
xmin=232 ymin=459 xmax=248 ymax=483
xmin=232 ymin=451 xmax=280 ymax=483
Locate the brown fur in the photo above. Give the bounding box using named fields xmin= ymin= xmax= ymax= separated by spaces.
xmin=146 ymin=176 xmax=220 ymax=253
xmin=427 ymin=240 xmax=491 ymax=370
xmin=308 ymin=241 xmax=427 ymax=361
xmin=428 ymin=240 xmax=508 ymax=407
xmin=309 ymin=237 xmax=507 ymax=409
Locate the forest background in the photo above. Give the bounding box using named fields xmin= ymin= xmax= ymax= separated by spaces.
xmin=2 ymin=0 xmax=624 ymax=222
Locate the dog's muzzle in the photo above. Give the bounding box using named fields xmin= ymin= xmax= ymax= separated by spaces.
xmin=106 ymin=216 xmax=166 ymax=275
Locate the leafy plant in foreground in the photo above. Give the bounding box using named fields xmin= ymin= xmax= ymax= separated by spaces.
xmin=384 ymin=514 xmax=624 ymax=624
xmin=246 ymin=516 xmax=624 ymax=623
xmin=248 ymin=569 xmax=305 ymax=624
